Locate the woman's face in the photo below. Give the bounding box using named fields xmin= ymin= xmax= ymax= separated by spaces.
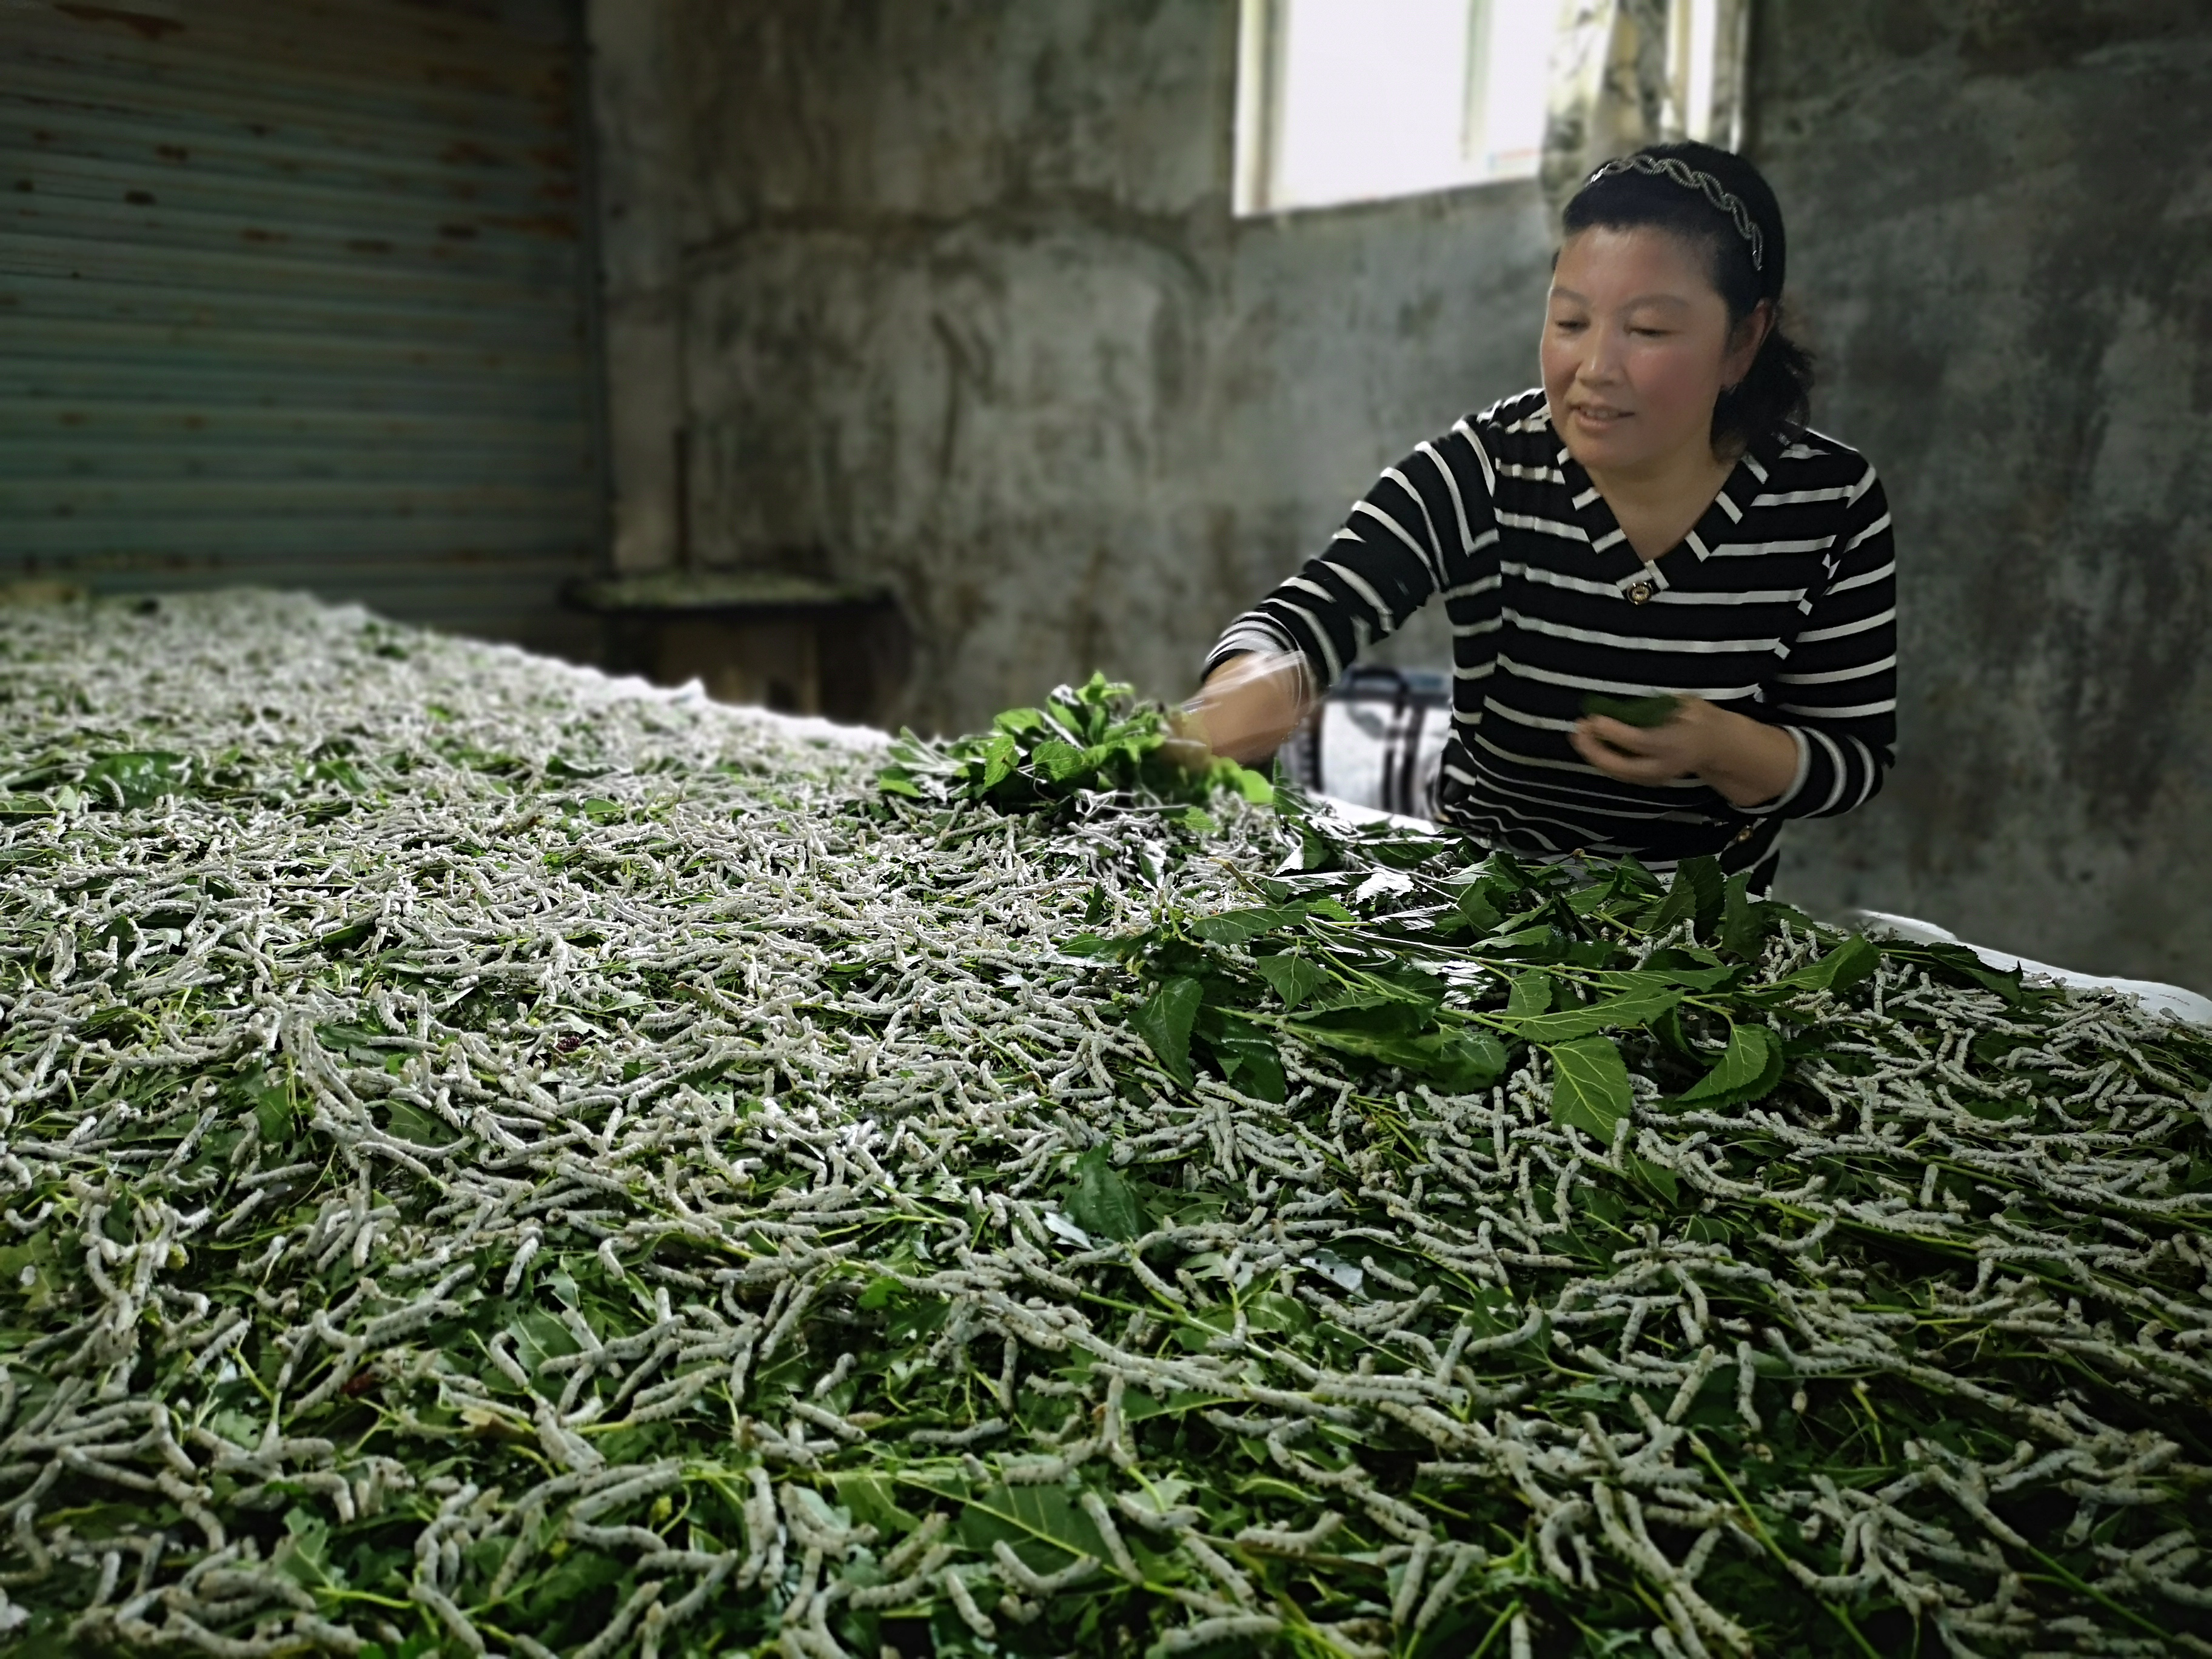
xmin=1541 ymin=225 xmax=1761 ymax=477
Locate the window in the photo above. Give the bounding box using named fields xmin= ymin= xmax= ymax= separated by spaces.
xmin=1234 ymin=0 xmax=1553 ymax=216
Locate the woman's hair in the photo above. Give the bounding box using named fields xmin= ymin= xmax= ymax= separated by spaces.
xmin=1561 ymin=139 xmax=1814 ymax=454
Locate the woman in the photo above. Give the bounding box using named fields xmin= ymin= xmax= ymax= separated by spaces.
xmin=1189 ymin=141 xmax=1895 ymax=890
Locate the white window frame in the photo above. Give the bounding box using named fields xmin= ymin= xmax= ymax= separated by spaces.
xmin=1233 ymin=0 xmax=1551 ymax=218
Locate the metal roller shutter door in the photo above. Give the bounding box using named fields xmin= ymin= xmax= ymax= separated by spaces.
xmin=0 ymin=0 xmax=603 ymax=653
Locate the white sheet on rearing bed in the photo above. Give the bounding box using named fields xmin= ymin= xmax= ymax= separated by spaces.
xmin=1308 ymin=798 xmax=2212 ymax=1031
xmin=1851 ymin=911 xmax=2212 ymax=1031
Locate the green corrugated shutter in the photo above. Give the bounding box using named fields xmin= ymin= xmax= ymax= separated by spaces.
xmin=1 ymin=0 xmax=603 ymax=653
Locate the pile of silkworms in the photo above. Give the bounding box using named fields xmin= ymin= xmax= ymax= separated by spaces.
xmin=0 ymin=590 xmax=2207 ymax=1658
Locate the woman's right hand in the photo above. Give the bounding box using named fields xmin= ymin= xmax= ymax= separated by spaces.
xmin=1169 ymin=651 xmax=1314 ymax=766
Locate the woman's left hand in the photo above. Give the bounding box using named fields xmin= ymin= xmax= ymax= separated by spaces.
xmin=1571 ymin=697 xmax=1799 ymax=809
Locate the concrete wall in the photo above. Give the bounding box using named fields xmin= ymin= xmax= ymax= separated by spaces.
xmin=586 ymin=0 xmax=687 ymax=575
xmin=595 ymin=0 xmax=2212 ymax=991
xmin=646 ymin=0 xmax=1556 ymax=725
xmin=1750 ymin=1 xmax=2212 ymax=990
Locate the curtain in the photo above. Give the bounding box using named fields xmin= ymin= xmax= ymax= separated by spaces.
xmin=1540 ymin=0 xmax=1752 ymax=230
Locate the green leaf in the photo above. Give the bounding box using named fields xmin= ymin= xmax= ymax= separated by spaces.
xmin=307 ymin=755 xmax=364 ymax=793
xmin=521 ymin=1546 xmax=625 ymax=1625
xmin=1118 ymin=1383 xmax=1239 ymax=1423
xmin=383 ymin=1100 xmax=454 ymax=1147
xmin=1427 ymin=1030 xmax=1512 ymax=1091
xmin=1225 ymin=763 xmax=1275 ymax=805
xmin=81 ymin=1003 xmax=146 ymax=1044
xmin=1288 ymin=1025 xmax=1509 ymax=1090
xmin=1611 ymin=960 xmax=1739 ymax=992
xmin=833 ymin=1472 xmax=921 ymax=1536
xmin=1718 ymin=870 xmax=1765 ymax=957
xmin=979 ymin=733 xmax=1018 ymax=790
xmin=1241 ymin=1292 xmax=1309 ymax=1335
xmin=1212 ymin=1029 xmax=1287 ymax=1102
xmin=1605 ymin=855 xmax=1663 ymax=899
xmin=1191 ymin=906 xmax=1301 ymax=947
xmin=1482 ymin=923 xmax=1564 ymax=958
xmin=0 ymin=1233 xmax=62 ymax=1312
xmin=1444 ymin=882 xmax=1503 ymax=935
xmin=1281 ymin=1022 xmax=1399 ymax=1063
xmin=316 ymin=1020 xmax=388 ymax=1057
xmin=1780 ymin=933 xmax=1882 ymax=994
xmin=1651 ymin=1002 xmax=1697 ymax=1059
xmin=1504 ymin=986 xmax=1682 ymax=1042
xmin=1676 ymin=1022 xmax=1785 ymax=1106
xmin=1253 ymin=953 xmax=1327 ymax=1010
xmin=1067 ymin=1147 xmax=1145 ymax=1242
xmin=1131 ymin=976 xmax=1201 ymax=1083
xmin=1547 ymin=1035 xmax=1635 ymax=1139
xmin=507 ymin=1309 xmax=580 ymax=1376
xmin=1199 ymin=1007 xmax=1289 ymax=1101
xmin=1506 ymin=970 xmax=1555 ymax=1017
xmin=244 ymin=1067 xmax=293 ymax=1147
xmin=1626 ymin=1151 xmax=1681 ymax=1205
xmin=272 ymin=1506 xmax=338 ymax=1590
xmin=82 ymin=750 xmax=190 ymax=808
xmin=1369 ymin=965 xmax=1450 ymax=1006
xmin=1651 ymin=855 xmax=1726 ymax=942
xmin=1364 ymin=834 xmax=1452 ymax=870
xmin=1295 ymin=994 xmax=1429 ymax=1038
xmin=1915 ymin=942 xmax=2029 ymax=1004
xmin=958 ymin=1484 xmax=1112 ymax=1563
xmin=1582 ymin=692 xmax=1683 ymax=728
xmin=317 ymin=916 xmax=376 ymax=954
xmin=1030 ymin=740 xmax=1090 ymax=783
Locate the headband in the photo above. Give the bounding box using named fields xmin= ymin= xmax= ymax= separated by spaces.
xmin=1586 ymin=153 xmax=1766 ymax=275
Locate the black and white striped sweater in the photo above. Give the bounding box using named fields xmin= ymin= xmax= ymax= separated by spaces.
xmin=1208 ymin=389 xmax=1897 ymax=876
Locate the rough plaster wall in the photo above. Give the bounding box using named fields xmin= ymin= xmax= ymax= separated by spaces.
xmin=666 ymin=0 xmax=1553 ymax=728
xmin=1749 ymin=1 xmax=2212 ymax=988
xmin=587 ymin=0 xmax=686 ymax=573
xmin=645 ymin=0 xmax=2211 ymax=990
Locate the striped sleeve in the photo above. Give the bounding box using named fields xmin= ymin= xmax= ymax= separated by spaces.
xmin=1762 ymin=468 xmax=1897 ymax=818
xmin=1205 ymin=435 xmax=1496 ymax=688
